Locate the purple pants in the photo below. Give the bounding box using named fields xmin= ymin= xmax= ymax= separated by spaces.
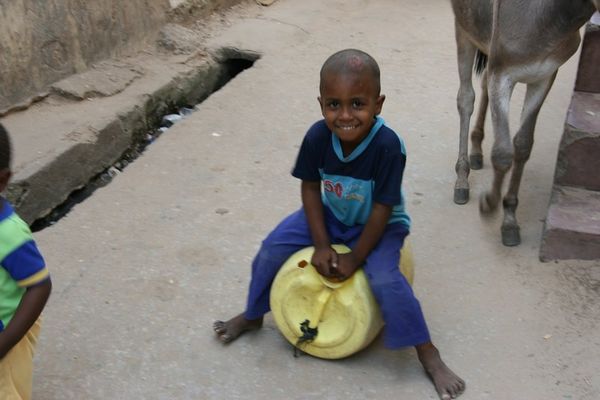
xmin=244 ymin=207 xmax=431 ymax=349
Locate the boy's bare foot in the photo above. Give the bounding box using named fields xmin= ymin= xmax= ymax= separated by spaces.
xmin=213 ymin=313 xmax=263 ymax=343
xmin=416 ymin=342 xmax=465 ymax=399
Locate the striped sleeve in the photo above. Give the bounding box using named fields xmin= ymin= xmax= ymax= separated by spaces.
xmin=0 ymin=213 xmax=48 ymax=287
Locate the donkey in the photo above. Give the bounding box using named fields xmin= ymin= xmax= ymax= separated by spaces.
xmin=450 ymin=0 xmax=600 ymax=246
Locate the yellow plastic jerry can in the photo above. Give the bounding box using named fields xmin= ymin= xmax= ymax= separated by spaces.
xmin=270 ymin=243 xmax=414 ymax=359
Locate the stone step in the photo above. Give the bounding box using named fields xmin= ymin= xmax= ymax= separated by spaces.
xmin=553 ymin=91 xmax=600 ymax=190
xmin=540 ymin=185 xmax=600 ymax=261
xmin=574 ymin=22 xmax=600 ymax=93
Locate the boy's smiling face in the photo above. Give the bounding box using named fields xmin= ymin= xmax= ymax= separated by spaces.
xmin=318 ymin=70 xmax=385 ymax=155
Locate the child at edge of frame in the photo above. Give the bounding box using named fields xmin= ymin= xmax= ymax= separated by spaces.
xmin=0 ymin=123 xmax=52 ymax=400
xmin=213 ymin=49 xmax=465 ymax=400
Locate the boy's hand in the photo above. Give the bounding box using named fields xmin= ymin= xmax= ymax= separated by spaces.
xmin=331 ymin=252 xmax=361 ymax=281
xmin=311 ymin=245 xmax=339 ymax=279
xmin=311 ymin=248 xmax=361 ymax=281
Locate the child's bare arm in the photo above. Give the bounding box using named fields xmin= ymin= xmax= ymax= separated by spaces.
xmin=335 ymin=202 xmax=392 ymax=280
xmin=301 ymin=180 xmax=337 ymax=278
xmin=0 ymin=278 xmax=52 ymax=358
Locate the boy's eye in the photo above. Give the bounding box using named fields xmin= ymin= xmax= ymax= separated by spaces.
xmin=352 ymin=100 xmax=364 ymax=108
xmin=328 ymin=101 xmax=339 ymax=109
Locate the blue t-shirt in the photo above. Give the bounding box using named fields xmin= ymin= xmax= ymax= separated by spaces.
xmin=292 ymin=116 xmax=411 ymax=228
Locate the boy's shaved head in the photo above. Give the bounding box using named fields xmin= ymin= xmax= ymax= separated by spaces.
xmin=320 ymin=49 xmax=381 ymax=94
xmin=0 ymin=123 xmax=10 ymax=170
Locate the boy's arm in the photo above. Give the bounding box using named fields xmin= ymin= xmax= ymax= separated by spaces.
xmin=0 ymin=278 xmax=52 ymax=359
xmin=335 ymin=202 xmax=392 ymax=280
xmin=301 ymin=180 xmax=337 ymax=278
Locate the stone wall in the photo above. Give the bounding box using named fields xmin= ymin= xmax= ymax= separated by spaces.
xmin=0 ymin=0 xmax=241 ymax=113
xmin=540 ymin=21 xmax=600 ymax=261
xmin=0 ymin=0 xmax=172 ymax=112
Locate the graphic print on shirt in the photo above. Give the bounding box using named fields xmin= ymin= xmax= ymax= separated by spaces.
xmin=323 ymin=179 xmax=343 ymax=198
xmin=324 ymin=179 xmax=368 ymax=202
xmin=321 ymin=174 xmax=373 ymax=226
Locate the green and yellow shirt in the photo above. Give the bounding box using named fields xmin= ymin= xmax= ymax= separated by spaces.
xmin=0 ymin=198 xmax=48 ymax=331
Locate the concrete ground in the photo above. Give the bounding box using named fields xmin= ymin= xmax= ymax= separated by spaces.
xmin=14 ymin=0 xmax=600 ymax=399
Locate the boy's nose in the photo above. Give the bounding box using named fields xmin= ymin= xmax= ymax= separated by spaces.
xmin=339 ymin=106 xmax=353 ymax=120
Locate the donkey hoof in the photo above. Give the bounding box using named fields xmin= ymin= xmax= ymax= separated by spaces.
xmin=469 ymin=154 xmax=483 ymax=170
xmin=479 ymin=193 xmax=497 ymax=214
xmin=501 ymin=225 xmax=521 ymax=246
xmin=454 ymin=188 xmax=469 ymax=204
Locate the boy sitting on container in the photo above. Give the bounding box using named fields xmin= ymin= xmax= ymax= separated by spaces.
xmin=214 ymin=49 xmax=465 ymax=400
xmin=0 ymin=123 xmax=52 ymax=400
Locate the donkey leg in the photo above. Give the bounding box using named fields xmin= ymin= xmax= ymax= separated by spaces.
xmin=480 ymin=72 xmax=515 ymax=215
xmin=453 ymin=25 xmax=477 ymax=204
xmin=501 ymin=73 xmax=557 ymax=246
xmin=470 ymin=70 xmax=488 ymax=170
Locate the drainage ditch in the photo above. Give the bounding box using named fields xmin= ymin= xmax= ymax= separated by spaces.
xmin=30 ymin=52 xmax=258 ymax=232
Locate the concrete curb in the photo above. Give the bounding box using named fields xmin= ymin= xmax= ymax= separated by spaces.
xmin=5 ymin=48 xmax=257 ymax=225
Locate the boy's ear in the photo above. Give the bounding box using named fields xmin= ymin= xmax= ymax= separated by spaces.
xmin=0 ymin=169 xmax=11 ymax=193
xmin=375 ymin=94 xmax=386 ymax=115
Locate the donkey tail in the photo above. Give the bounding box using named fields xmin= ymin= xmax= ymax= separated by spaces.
xmin=474 ymin=50 xmax=488 ymax=76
